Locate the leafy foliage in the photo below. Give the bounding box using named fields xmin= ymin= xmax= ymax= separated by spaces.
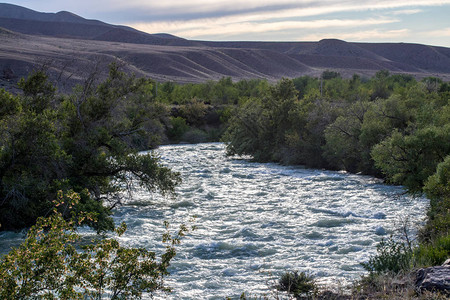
xmin=276 ymin=271 xmax=317 ymax=298
xmin=0 ymin=65 xmax=180 ymax=231
xmin=414 ymin=235 xmax=450 ymax=266
xmin=420 ymin=156 xmax=450 ymax=243
xmin=371 ymin=126 xmax=450 ymax=193
xmin=361 ymin=237 xmax=412 ymax=275
xmin=0 ymin=190 xmax=189 ymax=299
xmin=224 ymin=78 xmax=303 ymax=162
xmin=167 ymin=116 xmax=190 ymax=141
xmin=179 ymin=98 xmax=208 ymax=126
xmin=223 ymin=72 xmax=449 ymax=280
xmin=155 ymin=77 xmax=268 ymax=106
xmin=224 ymin=71 xmax=450 ymax=185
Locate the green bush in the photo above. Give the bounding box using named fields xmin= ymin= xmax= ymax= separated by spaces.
xmin=421 ymin=156 xmax=450 ymax=243
xmin=179 ymin=98 xmax=207 ymax=126
xmin=181 ymin=128 xmax=208 ymax=143
xmin=414 ymin=235 xmax=450 ymax=266
xmin=167 ymin=116 xmax=190 ymax=141
xmin=276 ymin=271 xmax=317 ymax=298
xmin=361 ymin=237 xmax=412 ymax=275
xmin=0 ymin=191 xmax=190 ymax=299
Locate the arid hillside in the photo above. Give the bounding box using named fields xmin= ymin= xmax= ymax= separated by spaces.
xmin=1 ymin=3 xmax=450 ymax=92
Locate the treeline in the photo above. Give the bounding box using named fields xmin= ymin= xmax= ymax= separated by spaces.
xmin=156 ymin=71 xmax=449 ymax=195
xmin=155 ymin=77 xmax=270 ymax=143
xmin=223 ymin=70 xmax=449 ymax=250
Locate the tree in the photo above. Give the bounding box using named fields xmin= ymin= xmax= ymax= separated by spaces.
xmin=324 ymin=115 xmax=363 ymax=172
xmin=224 ymin=78 xmax=300 ymax=162
xmin=0 ymin=65 xmax=180 ymax=232
xmin=370 ymin=70 xmax=392 ymax=100
xmin=321 ymin=70 xmax=341 ymax=80
xmin=223 ymin=98 xmax=267 ymax=159
xmin=371 ymin=125 xmax=450 ymax=193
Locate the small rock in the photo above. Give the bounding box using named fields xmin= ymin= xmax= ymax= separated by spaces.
xmin=443 ymin=259 xmax=450 ymax=266
xmin=415 ymin=262 xmax=450 ymax=294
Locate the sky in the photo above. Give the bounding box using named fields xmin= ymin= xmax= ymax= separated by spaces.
xmin=3 ymin=0 xmax=450 ymax=47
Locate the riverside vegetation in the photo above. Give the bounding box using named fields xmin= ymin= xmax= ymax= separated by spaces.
xmin=0 ymin=66 xmax=449 ymax=298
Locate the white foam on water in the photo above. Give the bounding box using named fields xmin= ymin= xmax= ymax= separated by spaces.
xmin=0 ymin=143 xmax=429 ymax=299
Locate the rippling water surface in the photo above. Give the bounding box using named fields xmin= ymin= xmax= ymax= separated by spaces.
xmin=0 ymin=143 xmax=428 ymax=299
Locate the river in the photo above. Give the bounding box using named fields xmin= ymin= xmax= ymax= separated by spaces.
xmin=0 ymin=143 xmax=428 ymax=299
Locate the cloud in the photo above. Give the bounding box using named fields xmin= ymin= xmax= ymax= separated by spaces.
xmin=427 ymin=27 xmax=450 ymax=37
xmin=119 ymin=0 xmax=450 ymax=20
xmin=124 ymin=0 xmax=450 ymax=40
xmin=133 ymin=17 xmax=398 ymax=39
xmin=389 ymin=9 xmax=423 ymax=15
xmin=8 ymin=0 xmax=450 ymax=20
xmin=122 ymin=0 xmax=449 ymax=13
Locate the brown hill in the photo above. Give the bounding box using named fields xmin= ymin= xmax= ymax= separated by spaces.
xmin=1 ymin=3 xmax=450 ymax=92
xmin=0 ymin=3 xmax=194 ymax=45
xmin=357 ymin=43 xmax=450 ymax=73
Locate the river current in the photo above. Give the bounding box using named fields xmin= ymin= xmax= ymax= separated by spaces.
xmin=0 ymin=143 xmax=428 ymax=299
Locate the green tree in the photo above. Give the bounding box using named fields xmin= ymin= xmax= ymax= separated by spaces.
xmin=370 ymin=70 xmax=392 ymax=100
xmin=321 ymin=70 xmax=341 ymax=80
xmin=371 ymin=125 xmax=450 ymax=193
xmin=223 ymin=98 xmax=266 ymax=159
xmin=324 ymin=112 xmax=364 ymax=172
xmin=224 ymin=78 xmax=300 ymax=162
xmin=179 ymin=98 xmax=208 ymax=126
xmin=0 ymin=65 xmax=180 ymax=232
xmin=212 ymin=77 xmax=239 ymax=105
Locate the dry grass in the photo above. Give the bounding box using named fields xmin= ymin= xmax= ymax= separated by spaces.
xmin=349 ymin=272 xmax=448 ymax=300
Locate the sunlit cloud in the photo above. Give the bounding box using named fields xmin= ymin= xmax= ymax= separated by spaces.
xmin=119 ymin=0 xmax=450 ymax=17
xmin=389 ymin=9 xmax=423 ymax=15
xmin=123 ymin=0 xmax=450 ymax=43
xmin=133 ymin=18 xmax=398 ymax=39
xmin=117 ymin=0 xmax=450 ymax=20
xmin=427 ymin=28 xmax=450 ymax=37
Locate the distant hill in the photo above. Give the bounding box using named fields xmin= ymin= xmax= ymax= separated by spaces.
xmin=0 ymin=3 xmax=195 ymax=45
xmin=1 ymin=3 xmax=450 ymax=92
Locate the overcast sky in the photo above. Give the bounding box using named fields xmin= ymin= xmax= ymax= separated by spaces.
xmin=3 ymin=0 xmax=450 ymax=47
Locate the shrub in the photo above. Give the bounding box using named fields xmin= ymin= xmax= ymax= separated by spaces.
xmin=0 ymin=191 xmax=189 ymax=299
xmin=181 ymin=128 xmax=208 ymax=143
xmin=180 ymin=98 xmax=207 ymax=126
xmin=421 ymin=156 xmax=450 ymax=243
xmin=414 ymin=235 xmax=450 ymax=266
xmin=276 ymin=271 xmax=317 ymax=298
xmin=361 ymin=237 xmax=412 ymax=275
xmin=167 ymin=116 xmax=190 ymax=141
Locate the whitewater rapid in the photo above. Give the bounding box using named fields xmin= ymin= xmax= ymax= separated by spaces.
xmin=0 ymin=143 xmax=428 ymax=299
xmin=117 ymin=143 xmax=427 ymax=298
